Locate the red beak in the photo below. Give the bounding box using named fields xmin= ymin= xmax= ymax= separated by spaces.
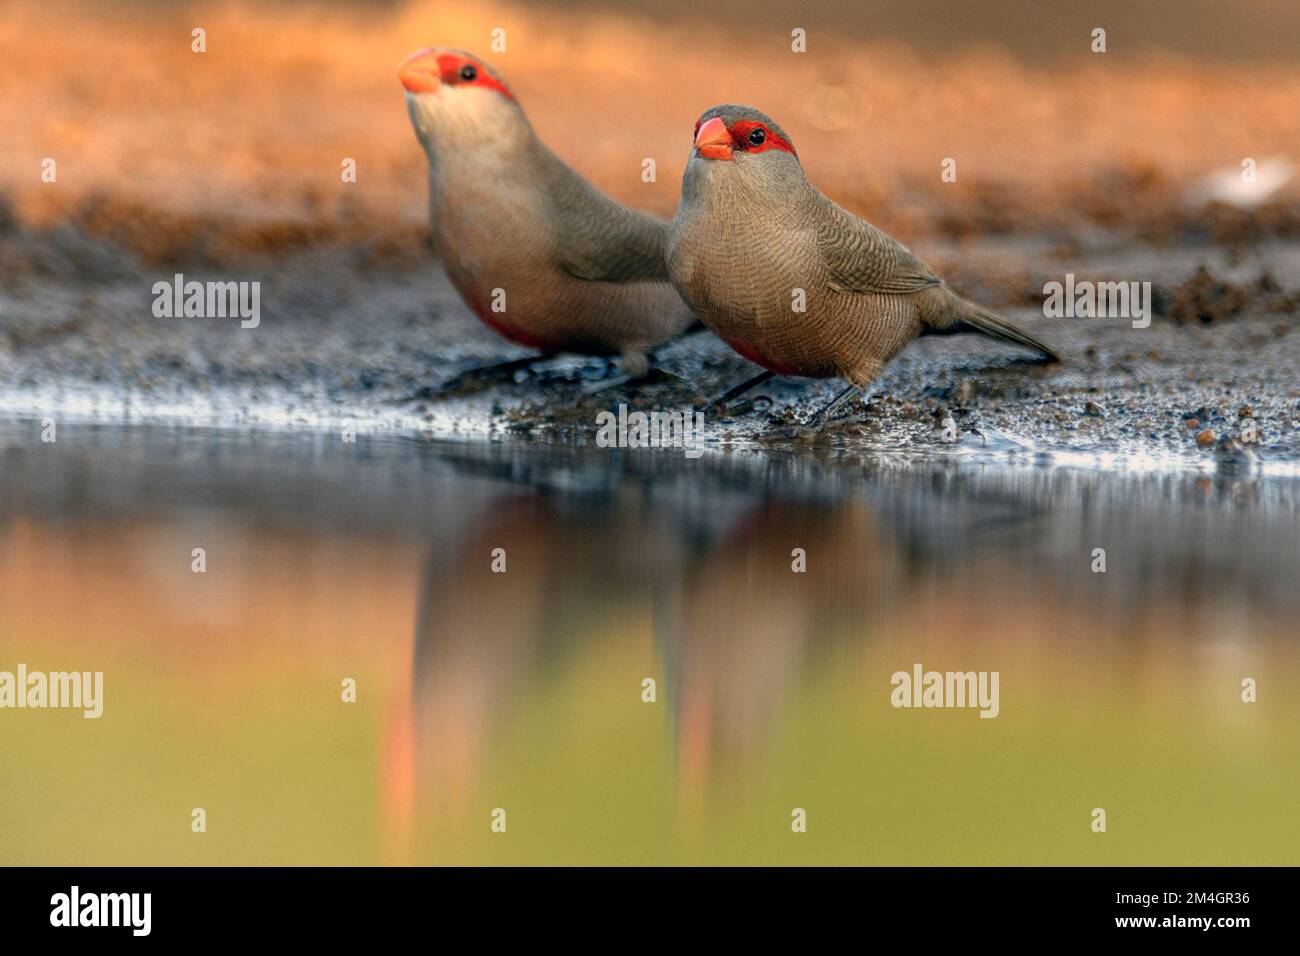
xmin=398 ymin=49 xmax=441 ymax=93
xmin=694 ymin=117 xmax=733 ymax=160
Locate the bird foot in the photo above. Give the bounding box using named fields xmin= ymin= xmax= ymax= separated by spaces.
xmin=792 ymin=384 xmax=863 ymax=434
xmin=699 ymin=369 xmax=779 ymax=415
xmin=703 ymin=394 xmax=773 ymax=419
xmin=393 ymin=356 xmax=542 ymax=403
xmin=582 ymin=366 xmax=679 ymax=396
xmin=732 ymin=395 xmax=773 ymax=415
xmin=582 ymin=373 xmax=633 ymax=396
xmin=699 ymin=396 xmax=730 ymax=415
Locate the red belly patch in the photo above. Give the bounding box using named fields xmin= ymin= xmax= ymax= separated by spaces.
xmin=459 ymin=287 xmax=557 ymax=353
xmin=725 ymin=337 xmax=800 ymax=376
xmin=477 ymin=310 xmax=555 ymax=352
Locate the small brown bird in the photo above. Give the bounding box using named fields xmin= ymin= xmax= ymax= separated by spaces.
xmin=667 ymin=105 xmax=1059 ymax=424
xmin=398 ymin=48 xmax=694 ymax=384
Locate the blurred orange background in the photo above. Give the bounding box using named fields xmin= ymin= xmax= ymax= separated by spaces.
xmin=3 ymin=0 xmax=1299 ymax=252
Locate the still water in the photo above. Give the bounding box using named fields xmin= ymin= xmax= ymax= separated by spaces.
xmin=1 ymin=420 xmax=1296 ymax=865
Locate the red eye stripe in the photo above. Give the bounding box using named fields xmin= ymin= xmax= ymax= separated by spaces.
xmin=434 ymin=54 xmax=516 ymax=101
xmin=729 ymin=120 xmax=796 ymax=156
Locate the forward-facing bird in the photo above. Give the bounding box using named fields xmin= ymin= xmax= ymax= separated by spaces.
xmin=667 ymin=105 xmax=1059 ymax=426
xmin=398 ymin=48 xmax=695 ymax=388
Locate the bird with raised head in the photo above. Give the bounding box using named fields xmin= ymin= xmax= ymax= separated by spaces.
xmin=667 ymin=104 xmax=1059 ymax=427
xmin=398 ymin=48 xmax=695 ymax=389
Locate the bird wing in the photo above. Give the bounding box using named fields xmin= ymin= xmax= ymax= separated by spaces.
xmin=543 ymin=151 xmax=671 ymax=284
xmin=815 ymin=196 xmax=942 ymax=296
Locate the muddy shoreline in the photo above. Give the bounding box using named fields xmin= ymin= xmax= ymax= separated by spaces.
xmin=2 ymin=210 xmax=1297 ymax=473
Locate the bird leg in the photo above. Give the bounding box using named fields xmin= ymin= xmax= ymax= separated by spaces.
xmin=447 ymin=354 xmax=544 ymax=385
xmin=581 ymin=350 xmax=659 ymax=395
xmin=701 ymin=369 xmax=777 ymax=412
xmin=621 ymin=350 xmax=650 ymax=379
xmin=801 ymin=383 xmax=861 ymax=432
xmin=397 ymin=355 xmax=546 ymax=401
xmin=584 ymin=326 xmax=710 ymax=395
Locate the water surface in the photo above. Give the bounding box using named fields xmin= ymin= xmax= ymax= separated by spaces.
xmin=1 ymin=420 xmax=1296 ymax=864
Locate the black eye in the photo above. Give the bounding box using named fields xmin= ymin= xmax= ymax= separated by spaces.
xmin=748 ymin=128 xmax=766 ymax=146
xmin=460 ymin=64 xmax=478 ymax=81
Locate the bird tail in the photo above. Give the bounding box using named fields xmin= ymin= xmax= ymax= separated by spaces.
xmin=921 ymin=287 xmax=1060 ymax=362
